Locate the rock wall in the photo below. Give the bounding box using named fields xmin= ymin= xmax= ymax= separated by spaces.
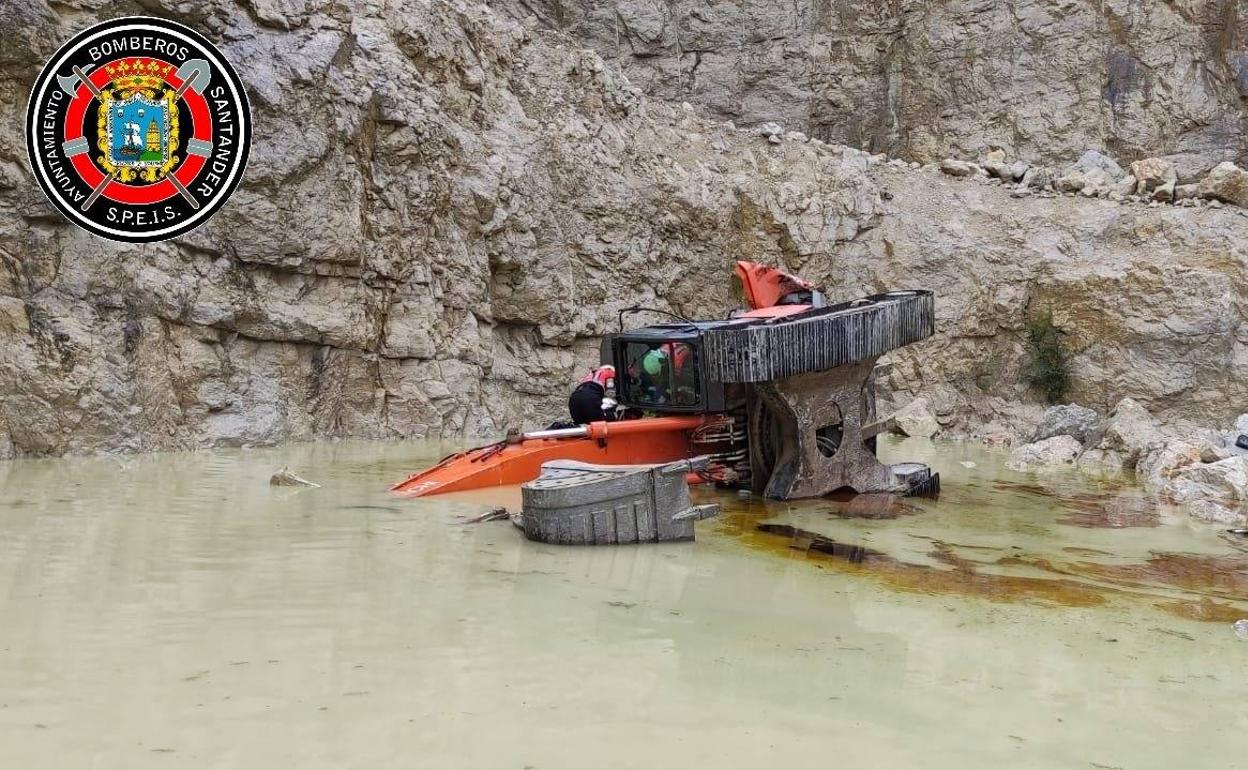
xmin=489 ymin=0 xmax=1248 ymax=178
xmin=1 ymin=0 xmax=1246 ymax=459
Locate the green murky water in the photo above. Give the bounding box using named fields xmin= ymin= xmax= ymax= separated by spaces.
xmin=0 ymin=437 xmax=1244 ymax=768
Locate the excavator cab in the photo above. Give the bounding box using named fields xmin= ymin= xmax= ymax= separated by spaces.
xmin=601 ymin=323 xmax=731 ymax=415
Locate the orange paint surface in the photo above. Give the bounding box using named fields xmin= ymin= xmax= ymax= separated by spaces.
xmin=391 ymin=416 xmax=707 ymax=497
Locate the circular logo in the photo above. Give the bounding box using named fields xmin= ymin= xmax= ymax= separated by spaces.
xmin=25 ymin=17 xmax=251 ymax=243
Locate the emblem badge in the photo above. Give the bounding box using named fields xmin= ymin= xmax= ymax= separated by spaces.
xmin=25 ymin=17 xmax=251 ymax=243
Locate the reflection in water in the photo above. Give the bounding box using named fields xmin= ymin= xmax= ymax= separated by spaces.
xmin=0 ymin=437 xmax=1245 ymax=768
xmin=994 ymin=480 xmax=1161 ymax=529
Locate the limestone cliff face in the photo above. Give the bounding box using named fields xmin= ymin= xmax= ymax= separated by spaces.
xmin=490 ymin=0 xmax=1248 ymax=179
xmin=1 ymin=0 xmax=1246 ymax=459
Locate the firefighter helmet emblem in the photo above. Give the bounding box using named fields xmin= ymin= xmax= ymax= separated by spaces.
xmin=25 ymin=17 xmax=250 ymax=243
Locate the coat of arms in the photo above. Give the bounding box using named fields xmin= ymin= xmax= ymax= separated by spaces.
xmin=96 ymin=60 xmax=180 ymax=183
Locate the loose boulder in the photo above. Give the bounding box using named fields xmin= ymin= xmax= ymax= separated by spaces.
xmin=1173 ymin=183 xmax=1199 ymax=201
xmin=940 ymin=159 xmax=982 ymax=178
xmin=1007 ymin=435 xmax=1082 ymax=471
xmin=1070 ymin=149 xmax=1125 ymax=180
xmin=1080 ymin=397 xmax=1165 ymax=470
xmin=1130 ymin=158 xmax=1178 ymax=198
xmin=1137 ymin=440 xmax=1203 ymax=492
xmin=1019 ymin=166 xmax=1052 ymax=190
xmin=1195 ymin=162 xmax=1248 ymax=208
xmin=980 ymin=148 xmax=1012 ymax=180
xmin=1081 ymin=168 xmax=1117 ymax=196
xmin=1031 ymin=404 xmax=1100 ymax=444
xmin=893 ymin=397 xmax=940 ymax=438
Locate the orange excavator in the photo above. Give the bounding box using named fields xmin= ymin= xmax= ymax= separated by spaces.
xmin=392 ymin=261 xmax=937 ymax=500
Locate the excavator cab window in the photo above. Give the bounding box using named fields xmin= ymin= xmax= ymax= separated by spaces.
xmin=620 ymin=340 xmax=701 ymax=409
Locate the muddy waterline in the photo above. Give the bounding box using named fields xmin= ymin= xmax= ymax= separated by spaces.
xmin=0 ymin=437 xmax=1244 ymax=768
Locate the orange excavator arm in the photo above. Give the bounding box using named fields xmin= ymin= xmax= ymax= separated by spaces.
xmin=733 ymin=260 xmax=818 ymax=310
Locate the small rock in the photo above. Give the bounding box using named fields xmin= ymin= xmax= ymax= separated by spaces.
xmin=270 ymin=466 xmax=320 ymax=487
xmin=1114 ymin=175 xmax=1137 ymax=197
xmin=1151 ymin=179 xmax=1176 ymax=202
xmin=1010 ymin=188 xmax=1031 ymax=198
xmin=756 ymin=122 xmax=783 ymax=138
xmin=1032 ymin=404 xmax=1100 ymax=444
xmin=767 ymin=134 xmax=782 ymax=145
xmin=1008 ymin=160 xmax=1029 ymax=181
xmin=1235 ymin=619 xmax=1248 ymax=641
xmin=893 ymin=397 xmax=940 ymax=438
xmin=1007 ymin=435 xmax=1082 ymax=471
xmin=940 ymin=159 xmax=982 ymax=178
xmin=1201 ymin=442 xmax=1231 ymax=464
xmin=1233 ymin=414 xmax=1248 ymax=434
xmin=1054 ymin=171 xmax=1087 ymax=193
xmin=1174 ymin=183 xmax=1199 ymax=201
xmin=1195 ymin=161 xmax=1248 ymax=207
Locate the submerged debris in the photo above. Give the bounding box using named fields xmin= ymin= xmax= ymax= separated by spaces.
xmin=462 ymin=507 xmax=510 ymax=524
xmin=757 ymin=523 xmax=884 ymax=563
xmin=825 ymin=492 xmax=918 ymax=520
xmin=270 ymin=467 xmax=319 ymax=487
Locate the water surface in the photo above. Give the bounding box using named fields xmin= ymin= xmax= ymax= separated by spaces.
xmin=0 ymin=437 xmax=1244 ymax=768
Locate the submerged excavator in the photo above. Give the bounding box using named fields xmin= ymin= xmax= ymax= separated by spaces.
xmin=392 ymin=261 xmax=938 ymax=500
